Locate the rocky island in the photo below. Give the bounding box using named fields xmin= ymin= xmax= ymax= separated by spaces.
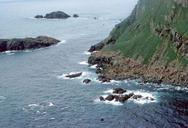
xmin=88 ymin=0 xmax=188 ymax=86
xmin=0 ymin=36 xmax=60 ymax=52
xmin=35 ymin=11 xmax=71 ymax=19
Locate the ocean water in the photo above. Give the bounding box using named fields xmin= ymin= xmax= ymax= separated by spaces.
xmin=0 ymin=0 xmax=188 ymax=128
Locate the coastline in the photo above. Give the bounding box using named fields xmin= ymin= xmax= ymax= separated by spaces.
xmin=88 ymin=51 xmax=188 ymax=87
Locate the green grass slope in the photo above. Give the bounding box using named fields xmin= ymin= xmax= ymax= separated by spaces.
xmin=105 ymin=0 xmax=188 ymax=68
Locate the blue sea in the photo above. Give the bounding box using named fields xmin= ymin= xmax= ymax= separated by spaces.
xmin=0 ymin=0 xmax=188 ymax=128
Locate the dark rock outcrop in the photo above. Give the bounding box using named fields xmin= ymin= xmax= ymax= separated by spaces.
xmin=0 ymin=36 xmax=60 ymax=52
xmin=73 ymin=14 xmax=79 ymax=18
xmin=88 ymin=42 xmax=105 ymax=52
xmin=35 ymin=11 xmax=71 ymax=19
xmin=99 ymin=96 xmax=105 ymax=101
xmin=132 ymin=95 xmax=142 ymax=99
xmin=65 ymin=72 xmax=82 ymax=78
xmin=113 ymin=88 xmax=126 ymax=94
xmin=105 ymin=95 xmax=115 ymax=101
xmin=35 ymin=15 xmax=43 ymax=18
xmin=101 ymin=93 xmax=134 ymax=103
xmin=83 ymin=79 xmax=91 ymax=84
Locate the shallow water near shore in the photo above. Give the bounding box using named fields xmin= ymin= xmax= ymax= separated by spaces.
xmin=0 ymin=0 xmax=188 ymax=128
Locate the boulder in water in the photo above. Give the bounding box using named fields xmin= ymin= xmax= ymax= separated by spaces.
xmin=65 ymin=72 xmax=82 ymax=78
xmin=73 ymin=14 xmax=79 ymax=18
xmin=83 ymin=79 xmax=91 ymax=84
xmin=35 ymin=15 xmax=43 ymax=18
xmin=113 ymin=88 xmax=126 ymax=94
xmin=105 ymin=95 xmax=115 ymax=101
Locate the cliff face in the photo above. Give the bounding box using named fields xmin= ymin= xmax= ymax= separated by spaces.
xmin=99 ymin=0 xmax=188 ymax=69
xmin=88 ymin=0 xmax=188 ymax=86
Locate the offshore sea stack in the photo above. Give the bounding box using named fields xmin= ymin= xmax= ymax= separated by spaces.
xmin=35 ymin=11 xmax=71 ymax=19
xmin=0 ymin=36 xmax=60 ymax=52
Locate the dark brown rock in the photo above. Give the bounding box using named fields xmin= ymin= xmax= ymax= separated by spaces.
xmin=113 ymin=88 xmax=126 ymax=94
xmin=99 ymin=96 xmax=105 ymax=101
xmin=132 ymin=95 xmax=142 ymax=99
xmin=83 ymin=79 xmax=91 ymax=84
xmin=105 ymin=95 xmax=114 ymax=101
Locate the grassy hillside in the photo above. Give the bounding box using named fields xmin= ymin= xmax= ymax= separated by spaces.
xmin=104 ymin=0 xmax=188 ymax=68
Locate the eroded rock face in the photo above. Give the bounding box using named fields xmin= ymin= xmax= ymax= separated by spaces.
xmin=88 ymin=51 xmax=188 ymax=86
xmin=0 ymin=36 xmax=60 ymax=52
xmin=35 ymin=11 xmax=71 ymax=19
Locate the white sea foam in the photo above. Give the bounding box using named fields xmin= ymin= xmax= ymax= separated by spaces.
xmin=89 ymin=64 xmax=97 ymax=69
xmin=156 ymin=83 xmax=188 ymax=92
xmin=129 ymin=90 xmax=157 ymax=104
xmin=56 ymin=40 xmax=66 ymax=46
xmin=103 ymin=89 xmax=114 ymax=94
xmin=57 ymin=71 xmax=89 ymax=80
xmin=79 ymin=61 xmax=89 ymax=65
xmin=83 ymin=51 xmax=91 ymax=55
xmin=0 ymin=96 xmax=6 ymax=102
xmin=48 ymin=102 xmax=55 ymax=107
xmin=94 ymin=98 xmax=123 ymax=106
xmin=28 ymin=104 xmax=39 ymax=107
xmin=99 ymin=89 xmax=157 ymax=105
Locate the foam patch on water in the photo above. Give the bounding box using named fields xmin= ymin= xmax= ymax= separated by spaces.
xmin=94 ymin=96 xmax=123 ymax=106
xmin=48 ymin=102 xmax=55 ymax=107
xmin=0 ymin=96 xmax=6 ymax=102
xmin=28 ymin=104 xmax=39 ymax=107
xmin=57 ymin=71 xmax=89 ymax=80
xmin=98 ymin=89 xmax=157 ymax=106
xmin=89 ymin=64 xmax=97 ymax=69
xmin=156 ymin=84 xmax=188 ymax=92
xmin=56 ymin=40 xmax=66 ymax=46
xmin=129 ymin=90 xmax=157 ymax=104
xmin=79 ymin=61 xmax=89 ymax=66
xmin=83 ymin=51 xmax=91 ymax=55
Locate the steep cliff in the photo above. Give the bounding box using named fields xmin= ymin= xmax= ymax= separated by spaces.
xmin=99 ymin=0 xmax=188 ymax=69
xmin=88 ymin=0 xmax=188 ymax=86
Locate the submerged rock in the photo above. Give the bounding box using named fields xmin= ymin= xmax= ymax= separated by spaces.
xmin=83 ymin=79 xmax=91 ymax=84
xmin=65 ymin=72 xmax=82 ymax=78
xmin=0 ymin=36 xmax=60 ymax=52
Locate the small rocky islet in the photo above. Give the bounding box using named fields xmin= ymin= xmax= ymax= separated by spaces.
xmin=0 ymin=36 xmax=60 ymax=52
xmin=35 ymin=11 xmax=79 ymax=19
xmin=99 ymin=88 xmax=154 ymax=103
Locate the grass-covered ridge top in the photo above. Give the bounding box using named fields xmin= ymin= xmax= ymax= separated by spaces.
xmin=103 ymin=0 xmax=188 ymax=68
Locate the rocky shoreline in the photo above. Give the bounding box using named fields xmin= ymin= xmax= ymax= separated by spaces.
xmin=88 ymin=51 xmax=188 ymax=86
xmin=0 ymin=36 xmax=60 ymax=52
